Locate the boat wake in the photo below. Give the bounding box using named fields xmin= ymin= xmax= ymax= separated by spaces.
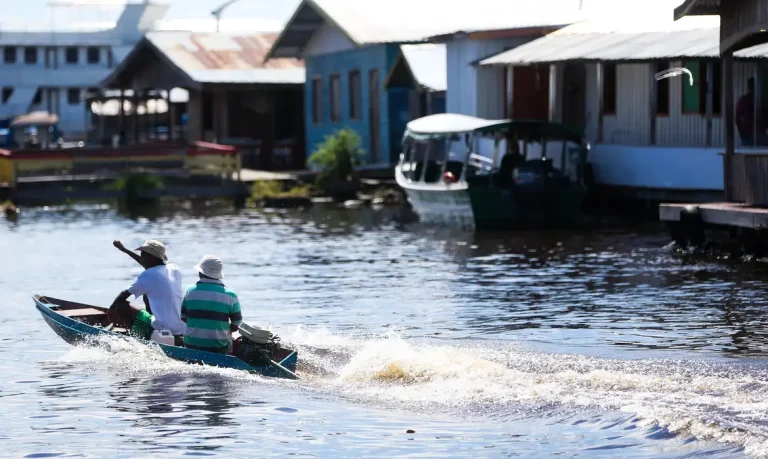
xmin=281 ymin=327 xmax=768 ymax=458
xmin=50 ymin=328 xmax=768 ymax=457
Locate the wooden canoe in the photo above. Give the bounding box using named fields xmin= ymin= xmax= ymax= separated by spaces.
xmin=33 ymin=294 xmax=300 ymax=380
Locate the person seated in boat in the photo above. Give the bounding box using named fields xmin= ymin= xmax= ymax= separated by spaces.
xmin=181 ymin=255 xmax=243 ymax=354
xmin=109 ymin=240 xmax=186 ymax=342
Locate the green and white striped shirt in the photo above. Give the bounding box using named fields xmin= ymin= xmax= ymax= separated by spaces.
xmin=181 ymin=278 xmax=243 ymax=351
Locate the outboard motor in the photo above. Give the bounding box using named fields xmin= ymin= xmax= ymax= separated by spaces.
xmin=236 ymin=323 xmax=281 ymax=367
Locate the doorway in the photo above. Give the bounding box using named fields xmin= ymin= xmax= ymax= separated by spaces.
xmin=369 ymin=69 xmax=381 ymax=164
xmin=561 ymin=63 xmax=587 ymax=129
xmin=512 ymin=66 xmax=549 ymax=120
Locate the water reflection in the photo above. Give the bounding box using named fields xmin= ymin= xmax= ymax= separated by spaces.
xmin=106 ymin=374 xmax=244 ymax=430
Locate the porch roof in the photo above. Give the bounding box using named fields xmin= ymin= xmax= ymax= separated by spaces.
xmin=673 ymin=0 xmax=720 ymax=20
xmin=384 ymin=44 xmax=447 ymax=92
xmin=103 ymin=31 xmax=304 ymax=89
xmin=478 ymin=15 xmax=759 ymax=66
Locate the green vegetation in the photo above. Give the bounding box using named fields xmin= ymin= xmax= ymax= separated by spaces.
xmin=308 ymin=129 xmax=365 ymax=200
xmin=109 ymin=174 xmax=165 ymax=205
xmin=249 ymin=180 xmax=313 ymax=204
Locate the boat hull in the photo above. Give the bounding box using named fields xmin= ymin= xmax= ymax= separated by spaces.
xmin=34 ymin=296 xmax=300 ymax=380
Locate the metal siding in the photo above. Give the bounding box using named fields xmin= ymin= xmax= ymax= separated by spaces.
xmin=304 ymin=44 xmax=393 ymax=165
xmin=446 ymin=40 xmax=478 ymax=116
xmin=447 ymin=37 xmax=536 ymax=118
xmin=603 ymin=64 xmax=651 ymax=145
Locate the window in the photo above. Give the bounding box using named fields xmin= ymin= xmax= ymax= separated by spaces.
xmin=712 ymin=61 xmax=722 ymax=116
xmin=87 ymin=47 xmax=100 ymax=64
xmin=3 ymin=47 xmax=16 ymax=64
xmin=655 ymin=61 xmax=670 ymax=115
xmin=65 ymin=47 xmax=79 ymax=64
xmin=24 ymin=47 xmax=37 ymax=64
xmin=349 ymin=70 xmax=361 ymax=120
xmin=681 ymin=60 xmax=702 ymax=113
xmin=1 ymin=87 xmax=13 ymax=103
xmin=602 ymin=62 xmax=617 ymax=115
xmin=32 ymin=89 xmax=42 ymax=105
xmin=329 ymin=74 xmax=341 ymax=122
xmin=67 ymin=88 xmax=81 ymax=105
xmin=311 ymin=77 xmax=322 ymax=125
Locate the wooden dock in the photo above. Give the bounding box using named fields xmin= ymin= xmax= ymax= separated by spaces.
xmin=660 ymin=202 xmax=768 ymax=229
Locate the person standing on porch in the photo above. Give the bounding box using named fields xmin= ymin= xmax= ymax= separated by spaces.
xmin=736 ymin=78 xmax=768 ymax=146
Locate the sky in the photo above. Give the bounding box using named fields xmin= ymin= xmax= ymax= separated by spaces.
xmin=0 ymin=0 xmax=301 ymax=32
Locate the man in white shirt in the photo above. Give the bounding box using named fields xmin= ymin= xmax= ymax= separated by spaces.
xmin=109 ymin=240 xmax=186 ymax=341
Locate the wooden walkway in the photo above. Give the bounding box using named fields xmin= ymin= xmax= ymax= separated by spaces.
xmin=660 ymin=202 xmax=768 ymax=229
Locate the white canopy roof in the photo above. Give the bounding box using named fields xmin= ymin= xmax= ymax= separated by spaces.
xmin=405 ymin=114 xmax=508 ymax=138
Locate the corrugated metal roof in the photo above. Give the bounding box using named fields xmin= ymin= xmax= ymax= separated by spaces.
xmin=400 ymin=44 xmax=447 ymax=92
xmin=145 ymin=31 xmax=304 ymax=84
xmin=480 ymin=15 xmax=729 ymax=65
xmin=267 ymin=0 xmax=623 ymax=59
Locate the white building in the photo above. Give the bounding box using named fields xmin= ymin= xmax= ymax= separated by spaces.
xmin=0 ymin=2 xmax=168 ymax=139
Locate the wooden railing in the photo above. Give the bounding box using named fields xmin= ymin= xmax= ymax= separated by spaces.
xmin=726 ymin=153 xmax=768 ymax=206
xmin=0 ymin=142 xmax=242 ymax=187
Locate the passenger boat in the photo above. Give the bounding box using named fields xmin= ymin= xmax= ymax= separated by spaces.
xmin=395 ymin=113 xmax=591 ymax=230
xmin=33 ymin=295 xmax=300 ymax=380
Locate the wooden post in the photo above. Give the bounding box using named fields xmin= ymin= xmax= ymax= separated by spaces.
xmin=650 ymin=64 xmax=657 ymax=146
xmin=754 ymin=66 xmax=760 ymax=147
xmin=724 ymin=51 xmax=735 ymax=201
xmin=506 ymin=65 xmax=514 ymax=118
xmin=755 ymin=65 xmax=763 ymax=147
xmin=706 ymin=61 xmax=714 ymax=147
xmin=596 ymin=62 xmax=605 ymax=143
xmin=168 ymin=89 xmax=176 ymax=143
xmin=118 ymin=89 xmax=125 ymax=145
xmin=548 ymin=63 xmax=558 ymax=122
xmin=133 ymin=89 xmax=140 ymax=144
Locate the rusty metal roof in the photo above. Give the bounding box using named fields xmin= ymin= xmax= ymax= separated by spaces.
xmin=145 ymin=31 xmax=305 ymax=84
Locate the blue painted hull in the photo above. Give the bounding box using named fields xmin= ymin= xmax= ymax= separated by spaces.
xmin=34 ymin=296 xmax=300 ymax=380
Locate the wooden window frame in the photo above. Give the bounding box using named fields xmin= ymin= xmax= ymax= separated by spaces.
xmin=602 ymin=62 xmax=617 ymax=116
xmin=348 ymin=70 xmax=361 ymax=120
xmin=329 ymin=73 xmax=341 ymax=123
xmin=311 ymin=76 xmax=323 ymax=126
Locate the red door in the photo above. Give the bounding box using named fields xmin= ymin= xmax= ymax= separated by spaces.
xmin=512 ymin=66 xmax=550 ymax=121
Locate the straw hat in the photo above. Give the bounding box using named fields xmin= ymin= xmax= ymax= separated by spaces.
xmin=195 ymin=255 xmax=224 ymax=280
xmin=135 ymin=240 xmax=168 ymax=261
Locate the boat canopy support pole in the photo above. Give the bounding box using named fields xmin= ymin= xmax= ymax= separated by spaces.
xmin=460 ymin=134 xmax=472 ymax=182
xmin=419 ymin=139 xmax=431 ymax=183
xmin=506 ymin=65 xmax=514 ymax=118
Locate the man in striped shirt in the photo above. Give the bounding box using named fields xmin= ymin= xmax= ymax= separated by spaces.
xmin=181 ymin=255 xmax=242 ymax=354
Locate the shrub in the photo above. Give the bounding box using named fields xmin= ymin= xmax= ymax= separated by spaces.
xmin=308 ymin=129 xmax=365 ymax=199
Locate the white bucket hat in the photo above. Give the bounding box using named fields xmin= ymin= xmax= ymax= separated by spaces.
xmin=195 ymin=255 xmax=224 ymax=280
xmin=135 ymin=240 xmax=167 ymax=261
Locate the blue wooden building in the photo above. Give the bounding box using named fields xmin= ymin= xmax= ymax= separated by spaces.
xmin=266 ymin=0 xmax=449 ymax=167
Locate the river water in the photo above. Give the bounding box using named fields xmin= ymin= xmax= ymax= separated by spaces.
xmin=2 ymin=203 xmax=768 ymax=458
